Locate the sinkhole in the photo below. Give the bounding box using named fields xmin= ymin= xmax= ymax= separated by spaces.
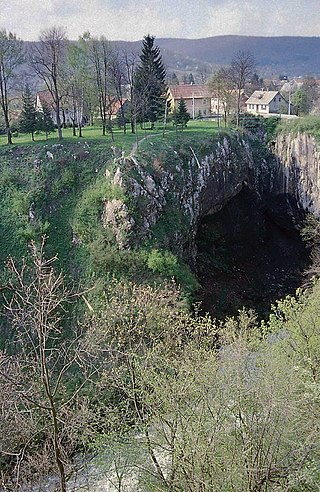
xmin=195 ymin=186 xmax=310 ymax=319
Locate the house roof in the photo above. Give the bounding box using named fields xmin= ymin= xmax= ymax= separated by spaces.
xmin=37 ymin=90 xmax=55 ymax=108
xmin=169 ymin=84 xmax=211 ymax=100
xmin=109 ymin=98 xmax=128 ymax=115
xmin=246 ymin=91 xmax=281 ymax=105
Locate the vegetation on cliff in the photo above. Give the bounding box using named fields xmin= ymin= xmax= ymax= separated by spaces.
xmin=0 ymin=125 xmax=320 ymax=490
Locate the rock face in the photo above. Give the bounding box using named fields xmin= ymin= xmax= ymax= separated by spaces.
xmin=273 ymin=132 xmax=320 ymax=217
xmin=102 ymin=134 xmax=269 ymax=258
xmin=102 ymin=131 xmax=320 ymax=259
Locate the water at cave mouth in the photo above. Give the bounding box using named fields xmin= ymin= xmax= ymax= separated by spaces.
xmin=195 ymin=187 xmax=310 ymax=319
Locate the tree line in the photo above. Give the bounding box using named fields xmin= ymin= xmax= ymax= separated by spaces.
xmin=0 ymin=27 xmax=168 ymax=144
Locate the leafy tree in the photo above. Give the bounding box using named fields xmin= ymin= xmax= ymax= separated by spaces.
xmin=208 ymin=68 xmax=234 ymax=127
xmin=0 ymin=29 xmax=24 ymax=144
xmin=249 ymin=72 xmax=264 ymax=93
xmin=302 ymin=75 xmax=318 ymax=108
xmin=292 ymin=88 xmax=309 ymax=116
xmin=134 ymin=34 xmax=167 ymax=129
xmin=172 ymin=98 xmax=190 ymax=129
xmin=18 ymin=85 xmax=37 ymax=140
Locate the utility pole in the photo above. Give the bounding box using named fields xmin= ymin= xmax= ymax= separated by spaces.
xmin=288 ymin=80 xmax=293 ymax=115
xmin=162 ymin=98 xmax=168 ymax=137
xmin=192 ymin=93 xmax=195 ymax=119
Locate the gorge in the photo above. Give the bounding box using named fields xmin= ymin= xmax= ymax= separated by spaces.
xmin=103 ymin=130 xmax=320 ymax=316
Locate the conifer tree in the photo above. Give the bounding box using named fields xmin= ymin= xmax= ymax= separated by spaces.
xmin=38 ymin=101 xmax=55 ymax=139
xmin=19 ymin=85 xmax=37 ymax=141
xmin=172 ymin=98 xmax=190 ymax=129
xmin=134 ymin=34 xmax=167 ymax=129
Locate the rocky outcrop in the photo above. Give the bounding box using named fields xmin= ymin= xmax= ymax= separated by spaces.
xmin=273 ymin=132 xmax=320 ymax=217
xmin=103 ymin=134 xmax=269 ymax=257
xmin=102 ymin=131 xmax=320 ymax=258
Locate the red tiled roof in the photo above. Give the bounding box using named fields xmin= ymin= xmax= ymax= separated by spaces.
xmin=169 ymin=84 xmax=211 ymax=99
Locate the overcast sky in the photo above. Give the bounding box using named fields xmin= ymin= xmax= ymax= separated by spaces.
xmin=1 ymin=0 xmax=320 ymax=41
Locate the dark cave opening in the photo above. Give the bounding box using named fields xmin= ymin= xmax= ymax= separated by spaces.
xmin=195 ymin=187 xmax=310 ymax=319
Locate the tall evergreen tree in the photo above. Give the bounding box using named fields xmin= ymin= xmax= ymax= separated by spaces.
xmin=38 ymin=101 xmax=55 ymax=139
xmin=134 ymin=35 xmax=167 ymax=129
xmin=19 ymin=85 xmax=37 ymax=140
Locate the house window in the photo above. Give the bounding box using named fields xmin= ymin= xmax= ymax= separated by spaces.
xmin=262 ymin=105 xmax=266 ymax=110
xmin=203 ymin=99 xmax=207 ymax=104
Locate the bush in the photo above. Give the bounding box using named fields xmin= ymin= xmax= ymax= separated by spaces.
xmin=147 ymin=249 xmax=199 ymax=298
xmin=73 ymin=177 xmax=124 ymax=243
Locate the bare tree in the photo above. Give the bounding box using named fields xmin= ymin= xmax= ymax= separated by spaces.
xmin=0 ymin=239 xmax=97 ymax=491
xmin=227 ymin=50 xmax=255 ymax=126
xmin=123 ymin=50 xmax=138 ymax=134
xmin=0 ymin=29 xmax=24 ymax=144
xmin=109 ymin=50 xmax=127 ymax=134
xmin=30 ymin=26 xmax=68 ymax=141
xmin=88 ymin=35 xmax=114 ymax=137
xmin=208 ymin=68 xmax=234 ymax=127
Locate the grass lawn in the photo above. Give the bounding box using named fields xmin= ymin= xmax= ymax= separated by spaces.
xmin=0 ymin=119 xmax=222 ymax=151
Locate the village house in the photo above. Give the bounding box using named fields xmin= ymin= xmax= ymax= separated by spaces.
xmin=36 ymin=90 xmax=74 ymax=126
xmin=35 ymin=90 xmax=90 ymax=127
xmin=168 ymin=84 xmax=212 ymax=118
xmin=168 ymin=84 xmax=248 ymax=119
xmin=210 ymin=90 xmax=248 ymax=115
xmin=246 ymin=90 xmax=289 ymax=116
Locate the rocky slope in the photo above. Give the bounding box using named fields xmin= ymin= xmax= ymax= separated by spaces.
xmin=103 ymin=133 xmax=271 ymax=261
xmin=273 ymin=132 xmax=320 ymax=217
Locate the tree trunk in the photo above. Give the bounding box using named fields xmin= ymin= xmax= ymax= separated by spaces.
xmin=4 ymin=113 xmax=12 ymax=145
xmin=55 ymin=105 xmax=63 ymax=141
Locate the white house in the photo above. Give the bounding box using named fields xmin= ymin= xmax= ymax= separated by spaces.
xmin=246 ymin=91 xmax=289 ymax=116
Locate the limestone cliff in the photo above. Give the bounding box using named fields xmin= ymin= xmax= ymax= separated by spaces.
xmin=273 ymin=132 xmax=320 ymax=217
xmin=102 ymin=133 xmax=269 ymax=257
xmin=102 ymin=131 xmax=320 ymax=260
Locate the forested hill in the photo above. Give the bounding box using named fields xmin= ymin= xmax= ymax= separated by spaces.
xmin=114 ymin=35 xmax=320 ymax=77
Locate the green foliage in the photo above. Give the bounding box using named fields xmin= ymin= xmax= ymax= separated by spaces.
xmin=38 ymin=102 xmax=55 ymax=137
xmin=91 ymin=279 xmax=320 ymax=492
xmin=172 ymin=98 xmax=191 ymax=129
xmin=292 ymin=88 xmax=310 ymax=116
xmin=18 ymin=85 xmax=37 ymax=139
xmin=73 ymin=177 xmax=124 ymax=243
xmin=277 ymin=116 xmax=320 ymax=142
xmin=147 ymin=248 xmax=199 ymax=298
xmin=134 ymin=34 xmax=167 ymax=125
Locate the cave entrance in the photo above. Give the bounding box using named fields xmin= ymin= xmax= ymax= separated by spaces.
xmin=195 ymin=186 xmax=310 ymax=318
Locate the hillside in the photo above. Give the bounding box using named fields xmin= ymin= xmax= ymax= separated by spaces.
xmin=115 ymin=35 xmax=320 ymax=77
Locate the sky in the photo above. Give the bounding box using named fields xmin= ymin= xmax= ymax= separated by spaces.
xmin=1 ymin=0 xmax=320 ymax=41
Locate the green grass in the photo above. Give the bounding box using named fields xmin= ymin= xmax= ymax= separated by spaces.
xmin=277 ymin=116 xmax=320 ymax=143
xmin=0 ymin=120 xmax=221 ymax=152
